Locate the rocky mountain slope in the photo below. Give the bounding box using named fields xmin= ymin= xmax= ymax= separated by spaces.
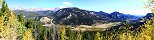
xmin=52 ymin=7 xmax=111 ymax=25
xmin=13 ymin=7 xmax=142 ymax=25
xmin=96 ymin=11 xmax=141 ymax=22
xmin=52 ymin=7 xmax=141 ymax=25
xmin=142 ymin=13 xmax=154 ymax=20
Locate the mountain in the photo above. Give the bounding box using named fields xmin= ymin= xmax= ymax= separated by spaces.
xmin=14 ymin=10 xmax=56 ymax=17
xmin=13 ymin=7 xmax=142 ymax=25
xmin=96 ymin=11 xmax=141 ymax=22
xmin=52 ymin=7 xmax=111 ymax=25
xmin=13 ymin=8 xmax=61 ymax=17
xmin=109 ymin=11 xmax=141 ymax=21
xmin=52 ymin=7 xmax=141 ymax=25
xmin=142 ymin=13 xmax=154 ymax=20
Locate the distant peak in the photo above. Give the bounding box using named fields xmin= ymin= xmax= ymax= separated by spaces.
xmin=13 ymin=8 xmax=61 ymax=11
xmin=112 ymin=11 xmax=120 ymax=13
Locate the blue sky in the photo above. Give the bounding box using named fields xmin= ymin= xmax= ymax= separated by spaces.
xmin=6 ymin=0 xmax=151 ymax=15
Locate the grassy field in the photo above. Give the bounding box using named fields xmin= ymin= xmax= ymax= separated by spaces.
xmin=71 ymin=22 xmax=120 ymax=31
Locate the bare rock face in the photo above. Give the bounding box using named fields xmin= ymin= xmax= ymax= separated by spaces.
xmin=40 ymin=17 xmax=51 ymax=24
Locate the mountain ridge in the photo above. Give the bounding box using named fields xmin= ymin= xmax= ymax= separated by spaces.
xmin=13 ymin=7 xmax=143 ymax=25
xmin=52 ymin=7 xmax=142 ymax=25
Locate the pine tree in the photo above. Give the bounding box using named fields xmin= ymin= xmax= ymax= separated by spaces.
xmin=18 ymin=13 xmax=26 ymax=25
xmin=16 ymin=13 xmax=27 ymax=39
xmin=94 ymin=32 xmax=101 ymax=40
xmin=87 ymin=32 xmax=91 ymax=40
xmin=59 ymin=25 xmax=66 ymax=40
xmin=67 ymin=27 xmax=74 ymax=40
xmin=17 ymin=22 xmax=26 ymax=39
xmin=25 ymin=17 xmax=35 ymax=29
xmin=29 ymin=17 xmax=35 ymax=29
xmin=36 ymin=21 xmax=46 ymax=40
xmin=75 ymin=32 xmax=82 ymax=40
xmin=1 ymin=0 xmax=8 ymax=13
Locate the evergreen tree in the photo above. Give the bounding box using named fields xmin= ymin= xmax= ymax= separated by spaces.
xmin=36 ymin=21 xmax=46 ymax=40
xmin=87 ymin=32 xmax=91 ymax=40
xmin=17 ymin=21 xmax=26 ymax=39
xmin=18 ymin=13 xmax=26 ymax=25
xmin=59 ymin=25 xmax=67 ymax=40
xmin=94 ymin=32 xmax=101 ymax=40
xmin=1 ymin=0 xmax=8 ymax=13
xmin=17 ymin=13 xmax=27 ymax=39
xmin=75 ymin=32 xmax=82 ymax=40
xmin=66 ymin=27 xmax=74 ymax=40
xmin=25 ymin=17 xmax=35 ymax=29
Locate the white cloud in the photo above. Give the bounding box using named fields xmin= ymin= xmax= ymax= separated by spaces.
xmin=63 ymin=2 xmax=73 ymax=5
xmin=59 ymin=6 xmax=68 ymax=9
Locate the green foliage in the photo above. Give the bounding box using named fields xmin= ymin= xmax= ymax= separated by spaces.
xmin=59 ymin=25 xmax=67 ymax=40
xmin=75 ymin=32 xmax=82 ymax=40
xmin=94 ymin=32 xmax=101 ymax=40
xmin=18 ymin=13 xmax=26 ymax=25
xmin=36 ymin=21 xmax=47 ymax=40
xmin=66 ymin=27 xmax=74 ymax=40
xmin=1 ymin=0 xmax=8 ymax=13
xmin=17 ymin=13 xmax=27 ymax=39
xmin=17 ymin=22 xmax=26 ymax=39
xmin=25 ymin=17 xmax=35 ymax=29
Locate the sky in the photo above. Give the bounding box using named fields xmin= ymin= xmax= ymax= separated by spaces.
xmin=6 ymin=0 xmax=151 ymax=15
